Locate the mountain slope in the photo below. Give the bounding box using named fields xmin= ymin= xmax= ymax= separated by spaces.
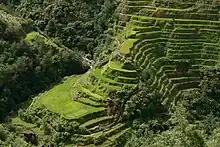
xmin=2 ymin=0 xmax=220 ymax=146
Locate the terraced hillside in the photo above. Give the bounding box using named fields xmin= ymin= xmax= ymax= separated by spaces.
xmin=16 ymin=0 xmax=220 ymax=146
xmin=29 ymin=66 xmax=135 ymax=146
xmin=116 ymin=0 xmax=220 ymax=104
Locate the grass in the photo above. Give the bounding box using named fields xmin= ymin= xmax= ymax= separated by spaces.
xmin=25 ymin=31 xmax=39 ymax=41
xmin=93 ymin=68 xmax=136 ymax=89
xmin=78 ymin=98 xmax=104 ymax=107
xmin=118 ymin=76 xmax=137 ymax=80
xmin=80 ymin=87 xmax=104 ymax=100
xmin=93 ymin=69 xmax=123 ymax=85
xmin=33 ymin=75 xmax=105 ymax=119
xmin=83 ymin=83 xmax=109 ymax=98
xmin=25 ymin=31 xmax=64 ymax=51
xmin=81 ymin=116 xmax=113 ymax=128
xmin=120 ymin=39 xmax=138 ymax=54
xmin=108 ymin=61 xmax=136 ymax=73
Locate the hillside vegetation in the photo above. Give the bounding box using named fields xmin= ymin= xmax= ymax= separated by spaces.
xmin=0 ymin=6 xmax=87 ymax=119
xmin=1 ymin=0 xmax=220 ymax=146
xmin=5 ymin=0 xmax=118 ymax=54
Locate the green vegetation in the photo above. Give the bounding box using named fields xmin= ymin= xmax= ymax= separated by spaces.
xmin=25 ymin=31 xmax=64 ymax=51
xmin=1 ymin=0 xmax=220 ymax=146
xmin=0 ymin=9 xmax=87 ymax=120
xmin=5 ymin=0 xmax=118 ymax=54
xmin=120 ymin=39 xmax=138 ymax=54
xmin=34 ymin=75 xmax=105 ymax=119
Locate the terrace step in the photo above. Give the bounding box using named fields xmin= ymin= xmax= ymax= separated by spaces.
xmin=127 ymin=1 xmax=209 ymax=9
xmin=132 ymin=20 xmax=153 ymax=27
xmin=92 ymin=69 xmax=125 ymax=86
xmin=81 ymin=123 xmax=127 ymax=146
xmin=135 ymin=31 xmax=161 ymax=39
xmin=96 ymin=123 xmax=126 ymax=138
xmin=175 ymin=88 xmax=200 ymax=99
xmin=120 ymin=39 xmax=138 ymax=54
xmin=79 ymin=87 xmax=105 ymax=102
xmin=168 ymin=49 xmax=202 ymax=54
xmin=136 ymin=48 xmax=154 ymax=65
xmin=151 ymin=65 xmax=175 ymax=87
xmin=163 ymin=81 xmax=200 ymax=99
xmin=133 ymin=26 xmax=160 ymax=32
xmin=101 ymin=84 xmax=122 ymax=91
xmin=77 ymin=109 xmax=107 ymax=124
xmin=87 ymin=122 xmax=116 ymax=134
xmin=117 ymin=76 xmax=138 ymax=84
xmin=140 ymin=53 xmax=155 ymax=69
xmin=168 ymin=53 xmax=201 ymax=59
xmin=88 ymin=125 xmax=102 ymax=134
xmin=81 ymin=116 xmax=114 ymax=129
xmin=175 ymin=23 xmax=220 ymax=30
xmin=166 ymin=70 xmax=200 ymax=78
xmin=133 ymin=42 xmax=155 ymax=52
xmin=168 ymin=77 xmax=200 ymax=85
xmin=108 ymin=61 xmax=137 ymax=73
xmin=78 ymin=98 xmax=105 ymax=108
xmin=102 ymin=128 xmax=131 ymax=147
xmin=129 ymin=14 xmax=220 ymax=24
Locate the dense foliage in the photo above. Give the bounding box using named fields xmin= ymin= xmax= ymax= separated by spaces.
xmin=109 ymin=84 xmax=164 ymax=120
xmin=0 ymin=1 xmax=119 ymax=145
xmin=5 ymin=0 xmax=119 ymax=55
xmin=0 ymin=38 xmax=86 ymax=119
xmin=18 ymin=105 xmax=84 ymax=146
xmin=0 ymin=8 xmax=87 ymax=120
xmin=0 ymin=105 xmax=86 ymax=146
xmin=0 ymin=0 xmax=119 ymax=120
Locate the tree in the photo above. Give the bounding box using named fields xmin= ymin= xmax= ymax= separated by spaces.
xmin=0 ymin=125 xmax=7 ymax=141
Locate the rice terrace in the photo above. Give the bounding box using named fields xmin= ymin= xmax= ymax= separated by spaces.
xmin=1 ymin=0 xmax=220 ymax=146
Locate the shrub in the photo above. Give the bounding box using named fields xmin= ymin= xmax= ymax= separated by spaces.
xmin=0 ymin=125 xmax=7 ymax=141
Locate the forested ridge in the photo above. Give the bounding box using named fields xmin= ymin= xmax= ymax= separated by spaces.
xmin=0 ymin=8 xmax=86 ymax=120
xmin=1 ymin=0 xmax=220 ymax=146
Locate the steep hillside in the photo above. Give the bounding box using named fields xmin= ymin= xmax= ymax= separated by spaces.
xmin=1 ymin=0 xmax=220 ymax=146
xmin=0 ymin=7 xmax=87 ymax=120
xmin=4 ymin=0 xmax=118 ymax=54
xmin=116 ymin=0 xmax=220 ymax=103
